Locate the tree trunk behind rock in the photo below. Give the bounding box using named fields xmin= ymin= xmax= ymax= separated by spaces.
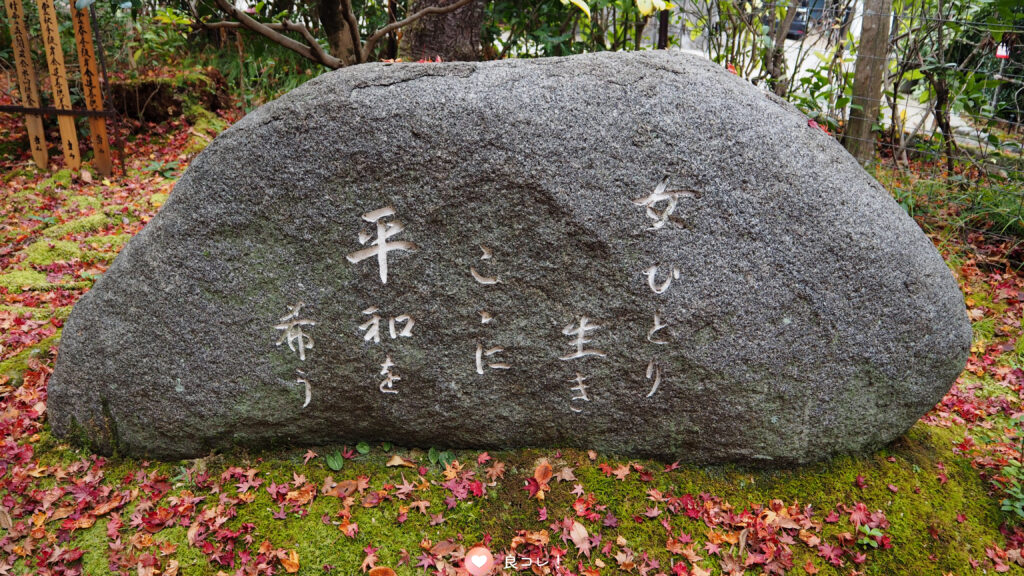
xmin=844 ymin=0 xmax=893 ymax=165
xmin=397 ymin=0 xmax=484 ymax=62
xmin=318 ymin=0 xmax=359 ymax=65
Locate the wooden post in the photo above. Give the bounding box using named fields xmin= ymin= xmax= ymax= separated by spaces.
xmin=2 ymin=0 xmax=48 ymax=169
xmin=35 ymin=0 xmax=81 ymax=171
xmin=71 ymin=3 xmax=112 ymax=175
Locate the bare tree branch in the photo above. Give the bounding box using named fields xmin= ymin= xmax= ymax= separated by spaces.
xmin=360 ymin=0 xmax=474 ymax=62
xmin=995 ymin=74 xmax=1024 ymax=88
xmin=195 ymin=19 xmax=289 ymax=31
xmin=212 ymin=0 xmax=342 ymax=68
xmin=283 ymin=19 xmax=335 ymax=67
xmin=212 ymin=0 xmax=476 ymax=69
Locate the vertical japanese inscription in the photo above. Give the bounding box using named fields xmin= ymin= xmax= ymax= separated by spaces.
xmin=274 ymin=302 xmax=315 ymax=408
xmin=473 ymin=245 xmax=510 ymax=375
xmin=633 ymin=178 xmax=695 ymax=399
xmin=559 ymin=316 xmax=606 ymax=412
xmin=70 ymin=2 xmax=112 ymax=175
xmin=34 ymin=0 xmax=81 ymax=170
xmin=348 ymin=206 xmax=418 ymax=395
xmin=2 ymin=0 xmax=47 ymax=168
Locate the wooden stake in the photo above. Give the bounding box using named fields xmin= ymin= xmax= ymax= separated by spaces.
xmin=2 ymin=0 xmax=48 ymax=169
xmin=35 ymin=0 xmax=81 ymax=171
xmin=71 ymin=3 xmax=112 ymax=175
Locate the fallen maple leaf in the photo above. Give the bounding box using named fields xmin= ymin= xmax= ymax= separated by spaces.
xmin=485 ymin=462 xmax=505 ymax=481
xmin=555 ymin=467 xmax=577 ymax=482
xmin=612 ymin=464 xmax=631 ymax=481
xmin=570 ymin=520 xmax=591 ymax=557
xmin=534 ymin=460 xmax=553 ymax=488
xmin=280 ymin=549 xmax=300 ymax=573
xmin=361 ymin=544 xmax=379 ymax=572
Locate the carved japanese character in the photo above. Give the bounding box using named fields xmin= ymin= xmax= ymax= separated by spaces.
xmin=560 ymin=316 xmax=606 ymax=360
xmin=274 ymin=302 xmax=314 ymax=360
xmin=346 ymin=206 xmax=417 ymax=284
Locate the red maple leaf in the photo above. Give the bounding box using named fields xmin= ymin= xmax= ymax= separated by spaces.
xmin=523 ymin=478 xmax=541 ymax=499
xmin=817 ymin=543 xmax=844 ymax=566
xmin=849 ymin=502 xmax=870 ymax=527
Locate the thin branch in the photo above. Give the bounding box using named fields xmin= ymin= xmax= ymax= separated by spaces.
xmin=212 ymin=0 xmax=342 ymax=68
xmin=996 ymin=74 xmax=1024 ymax=88
xmin=282 ymin=19 xmax=333 ymax=66
xmin=361 ymin=0 xmax=475 ymax=62
xmin=195 ymin=19 xmax=290 ymax=31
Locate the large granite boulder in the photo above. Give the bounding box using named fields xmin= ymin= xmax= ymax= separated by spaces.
xmin=48 ymin=51 xmax=971 ymax=465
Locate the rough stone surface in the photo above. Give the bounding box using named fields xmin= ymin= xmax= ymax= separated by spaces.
xmin=48 ymin=51 xmax=971 ymax=465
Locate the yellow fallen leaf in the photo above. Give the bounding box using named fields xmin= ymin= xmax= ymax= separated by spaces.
xmin=386 ymin=455 xmax=415 ymax=468
xmin=280 ymin=549 xmax=300 ymax=573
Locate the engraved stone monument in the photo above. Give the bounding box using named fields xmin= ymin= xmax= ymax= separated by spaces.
xmin=48 ymin=51 xmax=971 ymax=464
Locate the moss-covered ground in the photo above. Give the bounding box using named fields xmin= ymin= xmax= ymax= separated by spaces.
xmin=2 ymin=81 xmax=1024 ymax=576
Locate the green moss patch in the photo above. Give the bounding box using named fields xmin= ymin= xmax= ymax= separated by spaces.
xmin=36 ymin=423 xmax=1009 ymax=576
xmin=23 ymin=239 xmax=82 ymax=265
xmin=0 ymin=304 xmax=71 ymax=320
xmin=38 ymin=169 xmax=74 ymax=193
xmin=41 ymin=213 xmax=111 ymax=238
xmin=149 ymin=192 xmax=169 ymax=207
xmin=0 ymin=269 xmax=53 ymax=292
xmin=84 ymin=234 xmax=133 ymax=249
xmin=184 ymin=104 xmax=229 ymax=155
xmin=67 ymin=194 xmax=103 ymax=211
xmin=22 ymin=238 xmax=121 ymax=265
